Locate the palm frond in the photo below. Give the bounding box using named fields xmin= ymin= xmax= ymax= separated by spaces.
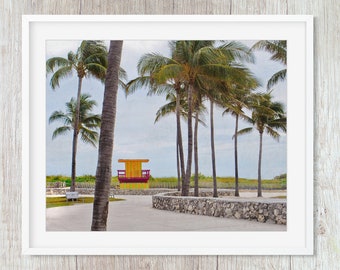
xmin=46 ymin=57 xmax=70 ymax=73
xmin=125 ymin=76 xmax=151 ymax=95
xmin=82 ymin=114 xmax=101 ymax=127
xmin=237 ymin=127 xmax=254 ymax=137
xmin=268 ymin=117 xmax=287 ymax=133
xmin=148 ymin=83 xmax=175 ymax=97
xmin=78 ymin=40 xmax=107 ymax=62
xmin=154 ymin=101 xmax=177 ymax=123
xmin=251 ymin=40 xmax=286 ymax=65
xmin=137 ymin=53 xmax=173 ymax=75
xmin=200 ymin=63 xmax=252 ymax=84
xmin=155 ymin=64 xmax=184 ymax=83
xmin=80 ymin=127 xmax=99 ymax=147
xmin=86 ymin=63 xmax=107 ymax=82
xmin=49 ymin=65 xmax=73 ymax=89
xmin=52 ymin=126 xmax=72 ymax=139
xmin=84 ymin=52 xmax=108 ymax=67
xmin=218 ymin=41 xmax=255 ymax=63
xmin=119 ymin=67 xmax=128 ymax=81
xmin=267 ymin=69 xmax=287 ymax=90
xmin=192 ymin=46 xmax=218 ymax=66
xmin=67 ymin=51 xmax=77 ymax=63
xmin=223 ymin=104 xmax=245 ymax=117
xmin=48 ymin=111 xmax=72 ymax=125
xmin=265 ymin=126 xmax=281 ymax=141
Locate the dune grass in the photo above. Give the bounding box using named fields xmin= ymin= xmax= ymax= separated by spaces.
xmin=148 ymin=174 xmax=286 ymax=189
xmin=46 ymin=174 xmax=286 ymax=190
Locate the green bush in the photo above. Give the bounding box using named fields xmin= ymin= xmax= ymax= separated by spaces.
xmin=46 ymin=175 xmax=120 ymax=187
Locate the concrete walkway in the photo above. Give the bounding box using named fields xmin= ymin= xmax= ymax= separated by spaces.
xmin=46 ymin=195 xmax=286 ymax=231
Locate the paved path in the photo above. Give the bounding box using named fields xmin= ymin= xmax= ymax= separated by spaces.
xmin=46 ymin=195 xmax=286 ymax=231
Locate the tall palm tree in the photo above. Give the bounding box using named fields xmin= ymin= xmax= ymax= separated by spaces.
xmin=238 ymin=92 xmax=286 ymax=197
xmin=91 ymin=40 xmax=123 ymax=231
xmin=46 ymin=40 xmax=108 ymax=192
xmin=154 ymin=90 xmax=206 ymax=193
xmin=127 ymin=49 xmax=187 ymax=194
xmin=200 ymin=41 xmax=256 ymax=197
xmin=251 ymin=40 xmax=287 ymax=90
xmin=219 ymin=70 xmax=259 ymax=197
xmin=156 ymin=40 xmax=241 ymax=196
xmin=154 ymin=90 xmax=187 ymax=191
xmin=131 ymin=41 xmax=255 ymax=196
xmin=49 ymin=94 xmax=101 ymax=190
xmin=152 ymin=41 xmax=213 ymax=196
xmin=192 ymin=91 xmax=208 ymax=197
xmin=223 ymin=86 xmax=256 ymax=196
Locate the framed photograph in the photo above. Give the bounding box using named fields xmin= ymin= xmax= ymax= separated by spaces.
xmin=22 ymin=15 xmax=313 ymax=255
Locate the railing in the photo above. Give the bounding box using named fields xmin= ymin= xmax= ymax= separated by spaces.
xmin=141 ymin=170 xmax=150 ymax=179
xmin=117 ymin=170 xmax=126 ymax=178
xmin=117 ymin=170 xmax=150 ymax=182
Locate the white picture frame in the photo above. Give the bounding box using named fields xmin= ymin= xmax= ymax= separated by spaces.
xmin=22 ymin=15 xmax=313 ymax=255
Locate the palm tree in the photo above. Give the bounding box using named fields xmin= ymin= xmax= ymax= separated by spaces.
xmin=200 ymin=41 xmax=256 ymax=197
xmin=219 ymin=70 xmax=259 ymax=197
xmin=154 ymin=90 xmax=187 ymax=191
xmin=223 ymin=86 xmax=255 ymax=196
xmin=192 ymin=91 xmax=208 ymax=196
xmin=91 ymin=40 xmax=123 ymax=231
xmin=127 ymin=49 xmax=187 ymax=194
xmin=154 ymin=90 xmax=206 ymax=193
xmin=238 ymin=92 xmax=286 ymax=197
xmin=149 ymin=41 xmax=211 ymax=196
xmin=131 ymin=40 xmax=255 ymax=196
xmin=251 ymin=40 xmax=287 ymax=90
xmin=49 ymin=94 xmax=101 ymax=190
xmin=46 ymin=40 xmax=108 ymax=192
xmin=156 ymin=40 xmax=238 ymax=196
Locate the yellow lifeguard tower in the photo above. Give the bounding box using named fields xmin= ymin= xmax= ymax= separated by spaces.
xmin=117 ymin=159 xmax=150 ymax=189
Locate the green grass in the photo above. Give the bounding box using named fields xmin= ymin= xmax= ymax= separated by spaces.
xmin=46 ymin=174 xmax=286 ymax=190
xmin=148 ymin=175 xmax=286 ymax=190
xmin=46 ymin=175 xmax=119 ymax=188
xmin=271 ymin=195 xmax=287 ymax=199
xmin=46 ymin=196 xmax=124 ymax=208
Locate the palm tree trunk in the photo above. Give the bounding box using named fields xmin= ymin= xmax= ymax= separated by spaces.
xmin=183 ymin=85 xmax=193 ymax=196
xmin=91 ymin=41 xmax=123 ymax=231
xmin=234 ymin=114 xmax=240 ymax=197
xmin=257 ymin=131 xmax=263 ymax=197
xmin=70 ymin=76 xmax=83 ymax=192
xmin=194 ymin=111 xmax=199 ymax=197
xmin=176 ymin=90 xmax=185 ymax=192
xmin=210 ymin=100 xmax=218 ymax=198
xmin=176 ymin=141 xmax=181 ymax=191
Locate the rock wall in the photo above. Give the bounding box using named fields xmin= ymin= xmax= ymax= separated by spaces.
xmin=152 ymin=192 xmax=286 ymax=225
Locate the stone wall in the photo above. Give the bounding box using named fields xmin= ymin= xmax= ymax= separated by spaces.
xmin=152 ymin=192 xmax=286 ymax=225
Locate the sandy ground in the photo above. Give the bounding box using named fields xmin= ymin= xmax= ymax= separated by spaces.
xmin=46 ymin=192 xmax=286 ymax=232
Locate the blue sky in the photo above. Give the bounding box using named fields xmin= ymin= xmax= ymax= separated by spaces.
xmin=46 ymin=40 xmax=286 ymax=179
